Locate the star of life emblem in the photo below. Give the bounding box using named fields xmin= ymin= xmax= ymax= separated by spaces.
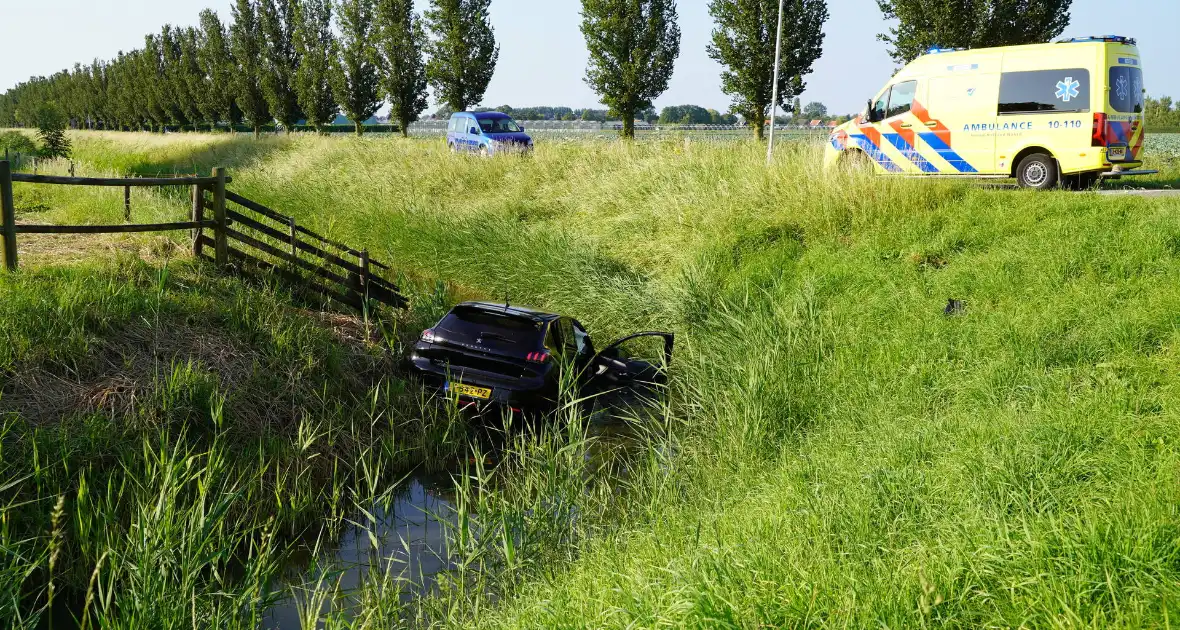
xmin=1115 ymin=75 xmax=1130 ymax=102
xmin=1056 ymin=77 xmax=1080 ymax=102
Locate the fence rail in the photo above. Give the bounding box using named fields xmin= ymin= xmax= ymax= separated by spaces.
xmin=11 ymin=174 xmax=230 ymax=187
xmin=0 ymin=160 xmax=406 ymax=311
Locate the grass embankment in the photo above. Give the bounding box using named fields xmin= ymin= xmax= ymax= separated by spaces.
xmin=5 ymin=131 xmax=1180 ymax=627
xmin=0 ymin=260 xmax=464 ymax=626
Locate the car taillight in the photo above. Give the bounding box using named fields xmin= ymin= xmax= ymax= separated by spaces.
xmin=1092 ymin=113 xmax=1108 ymax=147
xmin=526 ymin=351 xmax=549 ymax=363
xmin=421 ymin=328 xmax=439 ymax=343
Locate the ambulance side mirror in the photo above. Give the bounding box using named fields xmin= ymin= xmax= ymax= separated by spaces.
xmin=865 ymin=99 xmax=878 ymax=123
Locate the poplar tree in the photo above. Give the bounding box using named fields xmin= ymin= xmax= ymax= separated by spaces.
xmin=140 ymin=35 xmax=169 ymax=131
xmin=66 ymin=64 xmax=88 ymax=128
xmin=197 ymin=9 xmax=239 ymax=130
xmin=375 ymin=0 xmax=428 ymax=136
xmin=294 ymin=0 xmax=339 ymax=133
xmin=580 ymin=0 xmax=681 ymax=139
xmin=424 ymin=0 xmax=498 ymax=113
xmin=332 ymin=0 xmax=382 ymax=136
xmin=88 ymin=59 xmax=109 ymax=129
xmin=159 ymin=26 xmax=195 ymax=128
xmin=260 ymin=0 xmax=304 ymax=131
xmin=106 ymin=52 xmax=135 ymax=129
xmin=707 ymin=0 xmax=827 ymax=140
xmin=877 ymin=0 xmax=1073 ymax=64
xmin=231 ymin=0 xmax=273 ymax=136
xmin=176 ymin=27 xmax=207 ymax=128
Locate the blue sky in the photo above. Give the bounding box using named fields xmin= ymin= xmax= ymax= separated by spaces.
xmin=1 ymin=0 xmax=1177 ymax=115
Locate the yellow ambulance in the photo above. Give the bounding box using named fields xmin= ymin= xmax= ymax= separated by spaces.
xmin=824 ymin=35 xmax=1153 ymax=189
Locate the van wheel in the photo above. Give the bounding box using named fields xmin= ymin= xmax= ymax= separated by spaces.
xmin=479 ymin=146 xmax=490 ymax=158
xmin=1016 ymin=154 xmax=1059 ymax=190
xmin=449 ymin=142 xmax=458 ymax=153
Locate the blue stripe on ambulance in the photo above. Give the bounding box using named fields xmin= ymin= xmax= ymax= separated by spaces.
xmin=882 ymin=134 xmax=939 ymax=173
xmin=917 ymin=133 xmax=977 ymax=173
xmin=1108 ymin=122 xmax=1128 ymax=143
xmin=850 ymin=134 xmax=902 ymax=173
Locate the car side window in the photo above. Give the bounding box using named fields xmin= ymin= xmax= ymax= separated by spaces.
xmin=468 ymin=117 xmax=480 ymax=135
xmin=545 ymin=322 xmax=561 ymax=354
xmin=571 ymin=321 xmax=593 ymax=356
xmin=558 ymin=319 xmax=579 ymax=359
xmin=872 ymin=89 xmax=890 ymax=121
xmin=887 ymin=81 xmax=917 ymax=118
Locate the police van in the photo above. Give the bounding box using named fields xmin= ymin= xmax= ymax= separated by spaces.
xmin=825 ymin=36 xmax=1153 ymax=189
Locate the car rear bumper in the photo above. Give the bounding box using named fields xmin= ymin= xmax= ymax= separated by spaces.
xmin=407 ymin=356 xmax=556 ymax=409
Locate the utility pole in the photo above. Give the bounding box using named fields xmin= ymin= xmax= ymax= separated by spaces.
xmin=766 ymin=0 xmax=786 ymax=166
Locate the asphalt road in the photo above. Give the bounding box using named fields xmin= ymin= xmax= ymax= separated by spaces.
xmin=1096 ymin=189 xmax=1180 ymax=198
xmin=976 ymin=183 xmax=1180 ymax=197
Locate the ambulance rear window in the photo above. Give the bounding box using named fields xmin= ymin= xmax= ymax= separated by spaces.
xmin=1109 ymin=66 xmax=1143 ymax=113
xmin=999 ymin=69 xmax=1091 ymax=115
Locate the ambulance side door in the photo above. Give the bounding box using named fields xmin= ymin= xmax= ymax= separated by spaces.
xmin=925 ymin=71 xmax=1001 ymax=174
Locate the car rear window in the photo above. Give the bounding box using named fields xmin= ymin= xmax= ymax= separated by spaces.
xmin=1109 ymin=65 xmax=1143 ymax=113
xmin=439 ymin=307 xmax=544 ymax=347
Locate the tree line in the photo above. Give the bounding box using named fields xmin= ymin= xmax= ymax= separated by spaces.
xmin=0 ymin=0 xmax=495 ymax=137
xmin=2 ymin=0 xmax=1087 ymax=141
xmin=459 ymin=104 xmax=740 ymax=125
xmin=1146 ymin=97 xmax=1180 ymax=129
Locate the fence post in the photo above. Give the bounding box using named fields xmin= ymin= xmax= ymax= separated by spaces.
xmin=288 ymin=217 xmax=298 ymax=265
xmin=123 ymin=186 xmax=131 ymax=222
xmin=359 ymin=249 xmax=370 ymax=300
xmin=191 ymin=184 xmax=204 ymax=258
xmin=1 ymin=161 xmax=17 ymax=271
xmin=69 ymin=162 xmax=75 ymax=178
xmin=213 ymin=167 xmax=228 ymax=268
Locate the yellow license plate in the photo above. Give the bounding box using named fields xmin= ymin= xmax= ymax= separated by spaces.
xmin=450 ymin=383 xmax=492 ymax=400
xmin=1109 ymin=146 xmax=1127 ymax=161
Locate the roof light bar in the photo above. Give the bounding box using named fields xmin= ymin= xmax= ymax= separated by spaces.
xmin=1058 ymin=35 xmax=1136 ymax=45
xmin=925 ymin=46 xmax=965 ymax=55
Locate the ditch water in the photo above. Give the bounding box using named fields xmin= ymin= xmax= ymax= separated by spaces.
xmin=260 ymin=410 xmax=651 ymax=629
xmin=261 ymin=470 xmax=460 ymax=628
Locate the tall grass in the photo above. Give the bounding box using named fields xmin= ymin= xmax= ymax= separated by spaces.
xmin=0 ymin=256 xmax=474 ymax=628
xmin=3 ymin=131 xmax=1180 ymax=627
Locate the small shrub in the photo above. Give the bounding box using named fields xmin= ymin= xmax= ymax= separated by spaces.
xmin=0 ymin=130 xmax=36 ymax=156
xmin=34 ymin=101 xmax=71 ymax=160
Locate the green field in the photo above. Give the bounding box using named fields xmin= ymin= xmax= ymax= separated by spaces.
xmin=2 ymin=131 xmax=1180 ymax=628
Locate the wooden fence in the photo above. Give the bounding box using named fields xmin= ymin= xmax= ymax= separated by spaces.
xmin=0 ymin=160 xmax=406 ymax=310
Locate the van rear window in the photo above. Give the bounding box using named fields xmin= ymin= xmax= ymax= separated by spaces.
xmin=998 ymin=69 xmax=1090 ymax=115
xmin=1109 ymin=66 xmax=1144 ymax=113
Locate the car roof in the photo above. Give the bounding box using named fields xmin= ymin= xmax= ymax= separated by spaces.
xmin=455 ymin=301 xmax=560 ymax=322
xmin=462 ymin=111 xmax=511 ymax=119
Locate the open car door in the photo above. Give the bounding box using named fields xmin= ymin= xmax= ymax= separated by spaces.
xmin=590 ymin=331 xmax=674 ymax=387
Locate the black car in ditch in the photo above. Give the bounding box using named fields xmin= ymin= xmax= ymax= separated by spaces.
xmin=407 ymin=301 xmax=674 ymax=415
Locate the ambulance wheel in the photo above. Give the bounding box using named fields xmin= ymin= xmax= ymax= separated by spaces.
xmin=1016 ymin=154 xmax=1059 ymax=190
